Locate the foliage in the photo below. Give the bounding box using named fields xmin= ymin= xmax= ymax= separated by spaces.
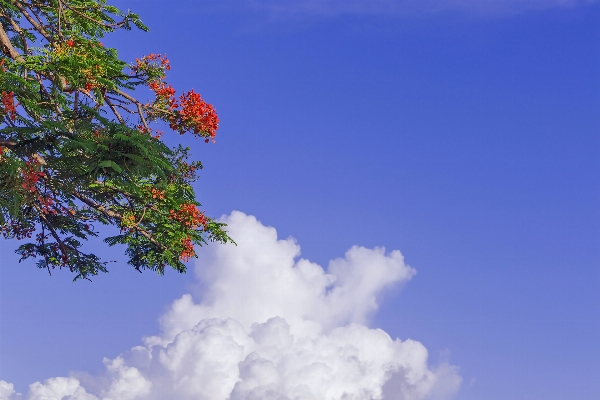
xmin=0 ymin=0 xmax=233 ymax=280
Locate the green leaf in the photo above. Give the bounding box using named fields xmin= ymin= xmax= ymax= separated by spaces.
xmin=98 ymin=160 xmax=123 ymax=173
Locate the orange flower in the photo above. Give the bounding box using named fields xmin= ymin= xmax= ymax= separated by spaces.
xmin=150 ymin=188 xmax=165 ymax=200
xmin=180 ymin=237 xmax=195 ymax=261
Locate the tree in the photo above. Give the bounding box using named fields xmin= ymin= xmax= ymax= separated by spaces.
xmin=0 ymin=0 xmax=233 ymax=280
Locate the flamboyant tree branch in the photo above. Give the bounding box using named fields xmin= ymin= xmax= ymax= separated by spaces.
xmin=0 ymin=23 xmax=24 ymax=61
xmin=1 ymin=0 xmax=231 ymax=280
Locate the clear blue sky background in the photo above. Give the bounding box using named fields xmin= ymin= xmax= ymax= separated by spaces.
xmin=1 ymin=1 xmax=598 ymax=399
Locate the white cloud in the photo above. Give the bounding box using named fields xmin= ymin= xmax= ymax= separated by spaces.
xmin=0 ymin=381 xmax=16 ymax=400
xmin=154 ymin=212 xmax=416 ymax=342
xmin=3 ymin=211 xmax=461 ymax=400
xmin=27 ymin=377 xmax=96 ymax=400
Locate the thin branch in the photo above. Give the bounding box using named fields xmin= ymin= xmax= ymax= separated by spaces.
xmin=114 ymin=89 xmax=140 ymax=104
xmin=57 ymin=0 xmax=62 ymax=39
xmin=111 ymin=90 xmax=149 ymax=128
xmin=111 ymin=104 xmax=136 ymax=114
xmin=73 ymin=90 xmax=79 ymax=115
xmin=34 ymin=204 xmax=73 ymax=272
xmin=34 ymin=72 xmax=61 ymax=119
xmin=136 ymin=103 xmax=149 ymax=130
xmin=12 ymin=1 xmax=54 ymax=44
xmin=103 ymin=95 xmax=125 ymax=124
xmin=73 ymin=191 xmax=167 ymax=251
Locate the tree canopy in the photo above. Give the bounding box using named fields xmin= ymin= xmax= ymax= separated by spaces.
xmin=0 ymin=0 xmax=233 ymax=280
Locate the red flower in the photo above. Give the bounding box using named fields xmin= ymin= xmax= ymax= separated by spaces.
xmin=169 ymin=203 xmax=208 ymax=229
xmin=21 ymin=160 xmax=45 ymax=193
xmin=1 ymin=91 xmax=18 ymax=121
xmin=131 ymin=53 xmax=171 ymax=73
xmin=170 ymin=90 xmax=219 ymax=139
xmin=66 ymin=40 xmax=75 ymax=47
xmin=148 ymin=81 xmax=177 ymax=109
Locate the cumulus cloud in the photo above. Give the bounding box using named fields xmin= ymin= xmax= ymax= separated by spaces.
xmin=27 ymin=377 xmax=97 ymax=400
xmin=154 ymin=211 xmax=416 ymax=342
xmin=0 ymin=381 xmax=16 ymax=400
xmin=3 ymin=211 xmax=461 ymax=400
xmin=249 ymin=0 xmax=597 ymax=17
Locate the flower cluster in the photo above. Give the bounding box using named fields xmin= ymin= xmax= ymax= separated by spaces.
xmin=169 ymin=203 xmax=208 ymax=229
xmin=1 ymin=91 xmax=17 ymax=121
xmin=135 ymin=54 xmax=219 ymax=142
xmin=148 ymin=80 xmax=177 ymax=112
xmin=179 ymin=236 xmax=195 ymax=261
xmin=149 ymin=188 xmax=165 ymax=200
xmin=132 ymin=53 xmax=171 ymax=76
xmin=180 ymin=161 xmax=200 ymax=180
xmin=0 ymin=220 xmax=35 ymax=240
xmin=170 ymin=90 xmax=219 ymax=142
xmin=122 ymin=214 xmax=136 ymax=226
xmin=149 ymin=81 xmax=176 ymax=102
xmin=38 ymin=195 xmax=56 ymax=215
xmin=119 ymin=213 xmax=136 ymax=233
xmin=21 ymin=160 xmax=45 ymax=193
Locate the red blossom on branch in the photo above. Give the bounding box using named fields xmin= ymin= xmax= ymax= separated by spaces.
xmin=0 ymin=3 xmax=234 ymax=279
xmin=169 ymin=203 xmax=208 ymax=229
xmin=148 ymin=81 xmax=177 ymax=110
xmin=179 ymin=237 xmax=195 ymax=261
xmin=38 ymin=195 xmax=56 ymax=215
xmin=149 ymin=188 xmax=165 ymax=200
xmin=21 ymin=161 xmax=45 ymax=193
xmin=170 ymin=90 xmax=219 ymax=141
xmin=1 ymin=91 xmax=18 ymax=121
xmin=132 ymin=53 xmax=171 ymax=74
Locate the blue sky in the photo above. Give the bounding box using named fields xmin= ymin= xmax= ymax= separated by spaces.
xmin=0 ymin=0 xmax=598 ymax=399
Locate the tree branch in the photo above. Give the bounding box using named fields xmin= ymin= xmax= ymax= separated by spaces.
xmin=0 ymin=139 xmax=18 ymax=147
xmin=12 ymin=1 xmax=54 ymax=44
xmin=114 ymin=89 xmax=149 ymax=129
xmin=0 ymin=23 xmax=24 ymax=61
xmin=34 ymin=204 xmax=72 ymax=272
xmin=103 ymin=95 xmax=125 ymax=124
xmin=73 ymin=191 xmax=167 ymax=251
